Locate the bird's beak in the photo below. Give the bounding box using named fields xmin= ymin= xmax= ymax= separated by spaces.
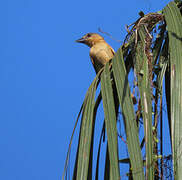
xmin=75 ymin=37 xmax=85 ymax=43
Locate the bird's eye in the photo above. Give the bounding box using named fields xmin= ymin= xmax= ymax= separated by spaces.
xmin=87 ymin=33 xmax=91 ymax=38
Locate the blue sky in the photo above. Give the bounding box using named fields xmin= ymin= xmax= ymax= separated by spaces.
xmin=0 ymin=0 xmax=171 ymax=180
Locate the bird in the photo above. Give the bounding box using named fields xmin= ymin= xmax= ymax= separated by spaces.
xmin=76 ymin=32 xmax=119 ymax=117
xmin=76 ymin=33 xmax=115 ymax=74
xmin=76 ymin=33 xmax=120 ymax=145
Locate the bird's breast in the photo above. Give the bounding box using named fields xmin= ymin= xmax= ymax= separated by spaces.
xmin=90 ymin=43 xmax=114 ymax=66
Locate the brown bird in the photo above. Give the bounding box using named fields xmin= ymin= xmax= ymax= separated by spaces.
xmin=76 ymin=33 xmax=115 ymax=74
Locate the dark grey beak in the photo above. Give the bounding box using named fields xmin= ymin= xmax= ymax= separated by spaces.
xmin=75 ymin=37 xmax=85 ymax=43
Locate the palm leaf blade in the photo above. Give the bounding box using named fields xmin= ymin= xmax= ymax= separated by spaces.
xmin=112 ymin=48 xmax=145 ymax=180
xmin=163 ymin=2 xmax=182 ymax=179
xmin=101 ymin=63 xmax=120 ymax=179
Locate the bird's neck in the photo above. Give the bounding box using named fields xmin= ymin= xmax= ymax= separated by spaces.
xmin=87 ymin=39 xmax=105 ymax=47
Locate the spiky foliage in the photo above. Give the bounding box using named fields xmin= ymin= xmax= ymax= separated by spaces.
xmin=63 ymin=1 xmax=182 ymax=179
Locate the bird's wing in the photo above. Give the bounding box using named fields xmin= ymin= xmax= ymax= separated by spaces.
xmin=110 ymin=45 xmax=115 ymax=56
xmin=95 ymin=46 xmax=115 ymax=64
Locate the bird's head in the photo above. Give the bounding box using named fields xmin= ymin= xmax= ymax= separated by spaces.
xmin=76 ymin=33 xmax=104 ymax=47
